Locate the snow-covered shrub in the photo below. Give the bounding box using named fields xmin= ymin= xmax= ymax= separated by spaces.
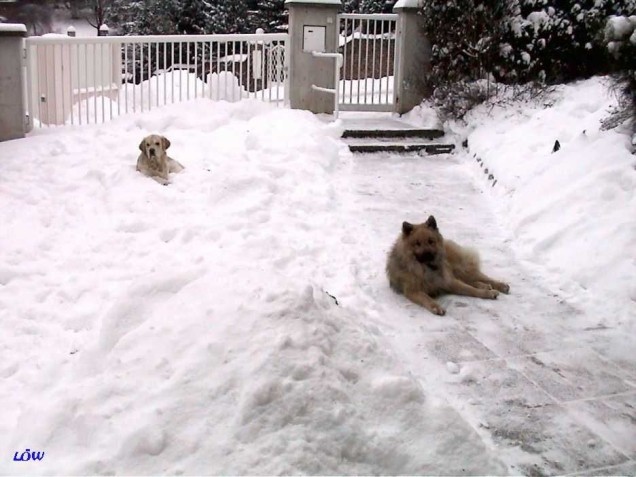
xmin=431 ymin=80 xmax=497 ymax=120
xmin=605 ymin=14 xmax=636 ymax=67
xmin=603 ymin=14 xmax=636 ymax=146
xmin=343 ymin=0 xmax=396 ymax=13
xmin=106 ymin=0 xmax=250 ymax=36
xmin=419 ymin=0 xmax=511 ymax=118
xmin=251 ymin=0 xmax=288 ymax=33
xmin=498 ymin=0 xmax=636 ymax=84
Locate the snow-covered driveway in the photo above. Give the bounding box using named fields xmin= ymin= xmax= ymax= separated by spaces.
xmin=1 ymin=96 xmax=634 ymax=475
xmin=344 ymin=151 xmax=636 ymax=476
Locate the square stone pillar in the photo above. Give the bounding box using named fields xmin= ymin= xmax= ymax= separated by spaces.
xmin=285 ymin=0 xmax=341 ymax=114
xmin=0 ymin=24 xmax=27 ymax=141
xmin=393 ymin=1 xmax=432 ymax=114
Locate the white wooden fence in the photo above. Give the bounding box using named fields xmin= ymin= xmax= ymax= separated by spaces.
xmin=22 ymin=13 xmax=399 ymax=128
xmin=24 ymin=33 xmax=289 ymax=127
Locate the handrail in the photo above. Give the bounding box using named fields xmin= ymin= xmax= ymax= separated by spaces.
xmin=311 ymin=51 xmax=343 ymax=119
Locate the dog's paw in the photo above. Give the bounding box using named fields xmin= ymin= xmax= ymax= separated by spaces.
xmin=497 ymin=283 xmax=510 ymax=294
xmin=485 ymin=289 xmax=499 ymax=299
xmin=430 ymin=303 xmax=446 ymax=316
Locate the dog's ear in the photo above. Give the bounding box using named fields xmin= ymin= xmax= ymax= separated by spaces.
xmin=139 ymin=139 xmax=145 ymax=152
xmin=425 ymin=215 xmax=438 ymax=230
xmin=402 ymin=221 xmax=414 ymax=236
xmin=161 ymin=136 xmax=171 ymax=150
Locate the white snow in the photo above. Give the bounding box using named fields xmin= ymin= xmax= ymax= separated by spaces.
xmin=0 ymin=23 xmax=27 ymax=33
xmin=606 ymin=15 xmax=634 ymax=41
xmin=0 ymin=100 xmax=507 ymax=474
xmin=456 ymin=77 xmax=636 ymax=317
xmin=527 ymin=11 xmax=550 ymax=32
xmin=1 ymin=76 xmax=635 ymax=475
xmin=339 ymin=30 xmax=395 ymax=48
xmin=520 ymin=51 xmax=531 ymax=64
xmin=446 ymin=361 xmax=460 ymax=374
xmin=219 ymin=53 xmax=249 ymax=63
xmin=394 ymin=0 xmax=423 ymax=9
xmin=33 ymin=70 xmax=285 ymax=127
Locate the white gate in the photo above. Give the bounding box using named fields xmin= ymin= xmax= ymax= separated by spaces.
xmin=24 ymin=32 xmax=289 ymax=127
xmin=338 ymin=13 xmax=398 ymax=112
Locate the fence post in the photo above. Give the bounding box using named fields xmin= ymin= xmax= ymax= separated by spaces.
xmin=393 ymin=1 xmax=431 ymax=114
xmin=284 ymin=0 xmax=341 ymax=114
xmin=0 ymin=24 xmax=27 ymax=142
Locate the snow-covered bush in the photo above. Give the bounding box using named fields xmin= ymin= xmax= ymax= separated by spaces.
xmin=605 ymin=14 xmax=636 ymax=67
xmin=251 ymin=0 xmax=288 ymax=33
xmin=419 ymin=0 xmax=511 ymax=118
xmin=106 ymin=0 xmax=250 ymax=36
xmin=431 ymin=80 xmax=496 ymax=120
xmin=419 ymin=0 xmax=634 ymax=118
xmin=498 ymin=0 xmax=635 ymax=84
xmin=603 ymin=14 xmax=636 ymax=146
xmin=343 ymin=0 xmax=396 ymax=13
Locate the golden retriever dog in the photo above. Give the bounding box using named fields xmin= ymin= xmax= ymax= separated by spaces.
xmin=386 ymin=215 xmax=510 ymax=315
xmin=137 ymin=134 xmax=184 ymax=185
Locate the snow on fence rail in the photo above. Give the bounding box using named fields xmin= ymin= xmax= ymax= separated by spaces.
xmin=24 ymin=33 xmax=288 ymax=127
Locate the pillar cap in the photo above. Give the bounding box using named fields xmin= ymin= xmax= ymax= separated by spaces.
xmin=0 ymin=23 xmax=27 ymax=37
xmin=393 ymin=0 xmax=423 ymax=10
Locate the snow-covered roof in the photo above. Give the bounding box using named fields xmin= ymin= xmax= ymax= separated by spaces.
xmin=0 ymin=23 xmax=27 ymax=34
xmin=394 ymin=0 xmax=423 ymax=9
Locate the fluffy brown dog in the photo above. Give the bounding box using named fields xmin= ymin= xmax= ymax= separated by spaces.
xmin=386 ymin=215 xmax=510 ymax=315
xmin=136 ymin=134 xmax=184 ymax=185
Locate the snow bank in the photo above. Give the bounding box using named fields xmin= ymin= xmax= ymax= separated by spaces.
xmin=0 ymin=24 xmax=27 ymax=33
xmin=0 ymin=100 xmax=505 ymax=474
xmin=394 ymin=0 xmax=423 ymax=8
xmin=462 ymin=77 xmax=636 ymax=314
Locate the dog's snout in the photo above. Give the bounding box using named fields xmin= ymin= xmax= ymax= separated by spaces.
xmin=148 ymin=147 xmax=156 ymax=156
xmin=416 ymin=251 xmax=436 ymax=263
xmin=422 ymin=251 xmax=435 ymax=262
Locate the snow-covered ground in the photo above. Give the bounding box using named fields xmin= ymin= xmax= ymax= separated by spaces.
xmin=463 ymin=77 xmax=635 ymax=327
xmin=1 ymin=77 xmax=635 ymax=475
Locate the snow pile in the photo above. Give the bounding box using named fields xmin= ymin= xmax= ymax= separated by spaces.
xmin=65 ymin=70 xmax=280 ymax=127
xmin=393 ymin=0 xmax=424 ymax=8
xmin=205 ymin=71 xmax=246 ymax=101
xmin=0 ymin=100 xmax=506 ymax=474
xmin=463 ymin=77 xmax=636 ymax=315
xmin=0 ymin=23 xmax=27 ymax=33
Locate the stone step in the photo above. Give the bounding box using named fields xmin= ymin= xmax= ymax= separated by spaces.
xmin=347 ymin=143 xmax=455 ymax=154
xmin=341 ymin=128 xmax=445 ymax=140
